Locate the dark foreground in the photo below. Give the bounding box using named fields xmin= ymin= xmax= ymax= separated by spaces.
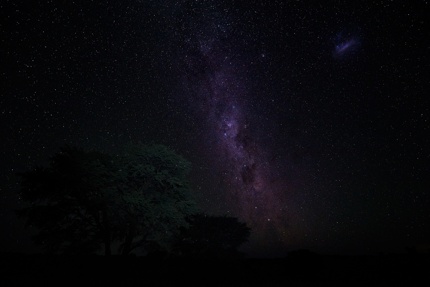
xmin=1 ymin=252 xmax=429 ymax=286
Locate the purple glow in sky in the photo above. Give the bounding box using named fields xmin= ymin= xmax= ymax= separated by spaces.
xmin=332 ymin=31 xmax=361 ymax=59
xmin=335 ymin=39 xmax=357 ymax=55
xmin=178 ymin=14 xmax=295 ymax=253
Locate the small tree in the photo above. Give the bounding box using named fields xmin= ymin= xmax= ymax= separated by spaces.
xmin=18 ymin=144 xmax=197 ymax=255
xmin=173 ymin=214 xmax=251 ymax=258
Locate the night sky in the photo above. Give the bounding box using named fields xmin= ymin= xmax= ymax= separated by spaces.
xmin=1 ymin=0 xmax=429 ymax=257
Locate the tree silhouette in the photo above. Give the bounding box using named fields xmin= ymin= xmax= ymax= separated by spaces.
xmin=18 ymin=144 xmax=197 ymax=255
xmin=115 ymin=144 xmax=197 ymax=254
xmin=173 ymin=214 xmax=251 ymax=258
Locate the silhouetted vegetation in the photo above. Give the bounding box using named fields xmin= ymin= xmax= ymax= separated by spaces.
xmin=173 ymin=214 xmax=251 ymax=258
xmin=17 ymin=144 xmax=198 ymax=255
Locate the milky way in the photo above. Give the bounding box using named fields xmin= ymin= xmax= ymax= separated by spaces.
xmin=174 ymin=5 xmax=292 ymax=253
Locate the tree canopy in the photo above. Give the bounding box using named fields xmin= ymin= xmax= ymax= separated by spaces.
xmin=18 ymin=144 xmax=197 ymax=255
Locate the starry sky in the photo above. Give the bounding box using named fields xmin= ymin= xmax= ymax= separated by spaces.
xmin=1 ymin=0 xmax=429 ymax=256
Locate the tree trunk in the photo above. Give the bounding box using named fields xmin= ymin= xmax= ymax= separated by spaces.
xmin=122 ymin=224 xmax=136 ymax=255
xmin=104 ymin=232 xmax=111 ymax=256
xmin=102 ymin=209 xmax=111 ymax=256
